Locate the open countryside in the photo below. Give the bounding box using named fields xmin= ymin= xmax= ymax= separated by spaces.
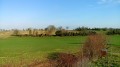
xmin=0 ymin=27 xmax=120 ymax=67
xmin=0 ymin=0 xmax=120 ymax=67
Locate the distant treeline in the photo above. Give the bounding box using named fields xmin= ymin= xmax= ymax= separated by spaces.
xmin=106 ymin=29 xmax=120 ymax=35
xmin=0 ymin=26 xmax=120 ymax=36
xmin=55 ymin=30 xmax=96 ymax=36
xmin=74 ymin=27 xmax=108 ymax=31
xmin=74 ymin=27 xmax=120 ymax=35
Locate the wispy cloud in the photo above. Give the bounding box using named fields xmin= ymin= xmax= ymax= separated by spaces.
xmin=117 ymin=0 xmax=120 ymax=3
xmin=98 ymin=0 xmax=120 ymax=4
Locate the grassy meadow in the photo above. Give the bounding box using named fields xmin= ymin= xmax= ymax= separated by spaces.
xmin=0 ymin=35 xmax=120 ymax=66
xmin=0 ymin=36 xmax=87 ymax=65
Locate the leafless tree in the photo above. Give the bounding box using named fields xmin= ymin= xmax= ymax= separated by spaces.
xmin=46 ymin=25 xmax=56 ymax=35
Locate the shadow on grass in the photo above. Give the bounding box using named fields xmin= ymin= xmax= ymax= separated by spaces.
xmin=68 ymin=42 xmax=84 ymax=44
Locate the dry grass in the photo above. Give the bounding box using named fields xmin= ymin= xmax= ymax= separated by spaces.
xmin=0 ymin=31 xmax=13 ymax=39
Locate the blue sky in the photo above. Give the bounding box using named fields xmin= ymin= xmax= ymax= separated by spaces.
xmin=0 ymin=0 xmax=120 ymax=29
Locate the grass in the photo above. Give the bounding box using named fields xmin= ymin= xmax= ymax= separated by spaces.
xmin=0 ymin=36 xmax=86 ymax=65
xmin=0 ymin=35 xmax=120 ymax=66
xmin=108 ymin=35 xmax=120 ymax=46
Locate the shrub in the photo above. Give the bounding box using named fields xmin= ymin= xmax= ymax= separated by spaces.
xmin=55 ymin=30 xmax=63 ymax=36
xmin=47 ymin=52 xmax=60 ymax=61
xmin=47 ymin=52 xmax=78 ymax=67
xmin=83 ymin=34 xmax=107 ymax=60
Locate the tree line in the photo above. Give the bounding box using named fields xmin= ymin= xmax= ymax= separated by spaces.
xmin=0 ymin=26 xmax=120 ymax=36
xmin=106 ymin=28 xmax=120 ymax=35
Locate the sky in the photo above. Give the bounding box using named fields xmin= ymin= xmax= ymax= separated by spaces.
xmin=0 ymin=0 xmax=120 ymax=29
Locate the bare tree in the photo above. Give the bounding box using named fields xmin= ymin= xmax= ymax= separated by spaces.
xmin=57 ymin=26 xmax=62 ymax=31
xmin=46 ymin=25 xmax=56 ymax=35
xmin=13 ymin=29 xmax=19 ymax=36
xmin=27 ymin=28 xmax=32 ymax=36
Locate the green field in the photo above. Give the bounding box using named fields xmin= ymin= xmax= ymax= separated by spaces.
xmin=0 ymin=36 xmax=86 ymax=65
xmin=0 ymin=35 xmax=120 ymax=65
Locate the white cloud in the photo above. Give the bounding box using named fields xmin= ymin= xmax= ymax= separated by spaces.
xmin=98 ymin=0 xmax=120 ymax=4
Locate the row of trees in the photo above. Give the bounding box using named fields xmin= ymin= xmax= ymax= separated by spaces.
xmin=12 ymin=26 xmax=98 ymax=37
xmin=74 ymin=27 xmax=108 ymax=31
xmin=55 ymin=30 xmax=96 ymax=36
xmin=106 ymin=29 xmax=120 ymax=35
xmin=74 ymin=27 xmax=120 ymax=35
xmin=1 ymin=26 xmax=120 ymax=36
xmin=12 ymin=25 xmax=56 ymax=36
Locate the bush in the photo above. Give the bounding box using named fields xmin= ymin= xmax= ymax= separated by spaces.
xmin=55 ymin=30 xmax=62 ymax=36
xmin=47 ymin=52 xmax=78 ymax=67
xmin=83 ymin=34 xmax=107 ymax=60
xmin=47 ymin=52 xmax=60 ymax=61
